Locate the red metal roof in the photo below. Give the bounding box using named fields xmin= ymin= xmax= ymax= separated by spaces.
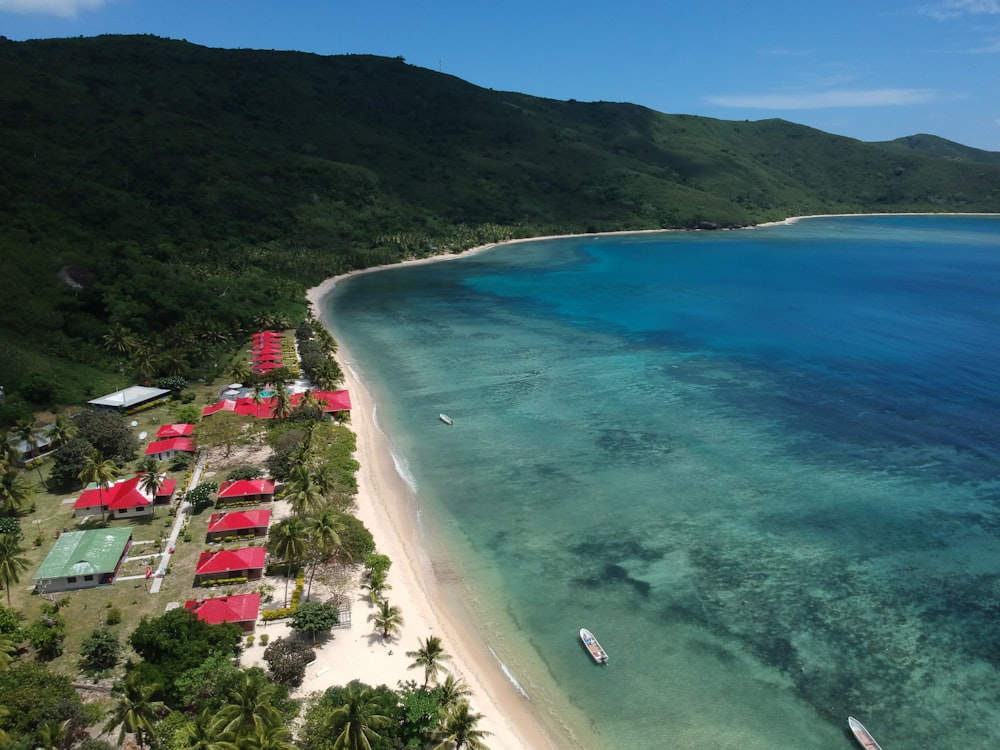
xmin=208 ymin=509 xmax=272 ymax=533
xmin=145 ymin=437 xmax=196 ymax=455
xmin=185 ymin=593 xmax=261 ymax=625
xmin=217 ymin=479 xmax=275 ymax=498
xmin=157 ymin=478 xmax=178 ymax=497
xmin=156 ymin=423 xmax=195 ymax=438
xmin=202 ymin=391 xmax=351 ymax=420
xmin=74 ymin=475 xmax=153 ymax=511
xmin=195 ymin=547 xmax=266 ymax=575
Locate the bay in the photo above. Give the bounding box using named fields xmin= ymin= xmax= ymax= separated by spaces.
xmin=325 ymin=215 xmax=1000 ymax=749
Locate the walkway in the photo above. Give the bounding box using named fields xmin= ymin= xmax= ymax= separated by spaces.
xmin=148 ymin=451 xmax=207 ymax=594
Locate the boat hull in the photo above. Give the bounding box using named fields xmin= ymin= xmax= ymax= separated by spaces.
xmin=848 ymin=717 xmax=883 ymax=750
xmin=580 ymin=628 xmax=608 ymax=664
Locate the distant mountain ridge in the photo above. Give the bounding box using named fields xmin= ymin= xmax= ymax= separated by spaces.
xmin=0 ymin=34 xmax=998 ymax=407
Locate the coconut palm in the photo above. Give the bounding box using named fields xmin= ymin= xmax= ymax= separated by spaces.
xmin=237 ymin=722 xmax=298 ymax=750
xmin=35 ymin=718 xmax=72 ymax=750
xmin=367 ymin=599 xmax=404 ymax=641
xmin=436 ymin=674 xmax=473 ymax=712
xmin=102 ymin=323 xmax=138 ymax=358
xmin=407 ymin=635 xmax=452 ymax=689
xmin=268 ymin=516 xmax=309 ymax=606
xmin=0 ymin=632 xmax=19 ymax=671
xmin=283 ymin=465 xmax=325 ymax=517
xmin=0 ymin=533 xmax=30 ymax=607
xmin=431 ymin=700 xmax=492 ymax=750
xmin=49 ymin=413 xmax=77 ymax=448
xmin=328 ymin=683 xmax=391 ymax=750
xmin=137 ymin=460 xmax=164 ymax=504
xmin=78 ymin=450 xmax=119 ymax=523
xmin=0 ymin=432 xmax=21 ymax=467
xmin=12 ymin=418 xmax=46 ymax=488
xmin=216 ymin=671 xmax=283 ymax=740
xmin=0 ymin=460 xmax=32 ymax=516
xmin=103 ymin=671 xmax=166 ymax=750
xmin=271 ymin=386 xmax=292 ymax=420
xmin=362 ymin=567 xmax=391 ymax=605
xmin=305 ymin=509 xmax=344 ymax=597
xmin=175 ymin=709 xmax=239 ymax=750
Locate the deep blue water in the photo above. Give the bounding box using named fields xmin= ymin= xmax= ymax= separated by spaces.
xmin=325 ymin=215 xmax=1000 ymax=749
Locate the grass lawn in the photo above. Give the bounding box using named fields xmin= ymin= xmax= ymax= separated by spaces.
xmin=7 ymin=376 xmax=283 ymax=680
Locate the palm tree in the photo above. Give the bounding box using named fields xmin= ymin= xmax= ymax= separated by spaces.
xmin=306 ymin=509 xmax=344 ymax=597
xmin=367 ymin=599 xmax=404 ymax=641
xmin=49 ymin=413 xmax=77 ymax=448
xmin=407 ymin=635 xmax=452 ymax=689
xmin=362 ymin=567 xmax=391 ymax=604
xmin=328 ymin=684 xmax=391 ymax=750
xmin=35 ymin=718 xmax=72 ymax=750
xmin=0 ymin=431 xmax=21 ymax=467
xmin=131 ymin=345 xmax=160 ymax=384
xmin=216 ymin=671 xmax=283 ymax=741
xmin=137 ymin=459 xmax=164 ymax=506
xmin=78 ymin=450 xmax=119 ymax=523
xmin=0 ymin=460 xmax=33 ymax=516
xmin=271 ymin=385 xmax=292 ymax=420
xmin=268 ymin=516 xmax=309 ymax=606
xmin=0 ymin=632 xmax=19 ymax=671
xmin=12 ymin=418 xmax=46 ymax=488
xmin=103 ymin=672 xmax=166 ymax=750
xmin=283 ymin=465 xmax=324 ymax=517
xmin=175 ymin=709 xmax=239 ymax=750
xmin=237 ymin=722 xmax=298 ymax=750
xmin=431 ymin=700 xmax=492 ymax=750
xmin=102 ymin=323 xmax=138 ymax=358
xmin=0 ymin=533 xmax=30 ymax=607
xmin=436 ymin=674 xmax=473 ymax=712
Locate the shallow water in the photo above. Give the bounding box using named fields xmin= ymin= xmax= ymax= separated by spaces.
xmin=326 ymin=216 xmax=1000 ymax=749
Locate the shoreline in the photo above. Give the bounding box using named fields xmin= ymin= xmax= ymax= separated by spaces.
xmin=302 ymin=211 xmax=996 ymax=748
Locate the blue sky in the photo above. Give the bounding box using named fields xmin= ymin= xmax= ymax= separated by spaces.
xmin=3 ymin=0 xmax=1000 ymax=151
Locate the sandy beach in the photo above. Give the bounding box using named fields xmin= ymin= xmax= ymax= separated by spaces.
xmin=300 ymin=243 xmax=569 ymax=750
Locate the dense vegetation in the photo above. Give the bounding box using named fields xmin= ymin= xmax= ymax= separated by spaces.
xmin=1 ymin=33 xmax=999 ymax=411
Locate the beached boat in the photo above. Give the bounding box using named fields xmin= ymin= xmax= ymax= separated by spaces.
xmin=848 ymin=717 xmax=883 ymax=750
xmin=580 ymin=628 xmax=608 ymax=664
xmin=439 ymin=414 xmax=454 ymax=425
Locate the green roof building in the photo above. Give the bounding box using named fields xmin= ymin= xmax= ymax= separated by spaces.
xmin=33 ymin=527 xmax=134 ymax=593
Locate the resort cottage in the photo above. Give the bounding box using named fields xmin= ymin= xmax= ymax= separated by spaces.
xmin=73 ymin=475 xmax=163 ymax=519
xmin=144 ymin=437 xmax=196 ymax=462
xmin=194 ymin=547 xmax=266 ymax=586
xmin=206 ymin=509 xmax=271 ymax=542
xmin=216 ymin=479 xmax=276 ymax=507
xmin=33 ymin=527 xmax=133 ymax=593
xmin=156 ymin=423 xmax=195 ymax=439
xmin=185 ymin=593 xmax=262 ymax=633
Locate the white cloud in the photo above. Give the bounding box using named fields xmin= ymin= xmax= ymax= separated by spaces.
xmin=705 ymin=89 xmax=938 ymax=110
xmin=923 ymin=0 xmax=1000 ymax=20
xmin=0 ymin=0 xmax=109 ymax=19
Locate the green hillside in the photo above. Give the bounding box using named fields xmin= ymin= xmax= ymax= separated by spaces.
xmin=1 ymin=34 xmax=998 ymax=412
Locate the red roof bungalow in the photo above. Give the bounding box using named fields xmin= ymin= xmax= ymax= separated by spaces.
xmin=202 ymin=391 xmax=351 ymax=420
xmin=207 ymin=509 xmax=271 ymax=541
xmin=74 ymin=475 xmax=155 ymax=519
xmin=217 ymin=479 xmax=276 ymax=506
xmin=156 ymin=423 xmax=195 ymax=439
xmin=195 ymin=547 xmax=266 ymax=585
xmin=185 ymin=593 xmax=262 ymax=633
xmin=145 ymin=437 xmax=196 ymax=461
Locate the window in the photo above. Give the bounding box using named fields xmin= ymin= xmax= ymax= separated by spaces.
xmin=67 ymin=576 xmax=77 ymax=583
xmin=84 ymin=575 xmax=94 ymax=581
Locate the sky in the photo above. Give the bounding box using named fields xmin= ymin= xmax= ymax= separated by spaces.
xmin=2 ymin=0 xmax=1000 ymax=151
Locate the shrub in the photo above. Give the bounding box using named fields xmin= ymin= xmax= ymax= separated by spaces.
xmin=105 ymin=607 xmax=122 ymax=626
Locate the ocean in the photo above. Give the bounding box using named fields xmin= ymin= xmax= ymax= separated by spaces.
xmin=324 ymin=215 xmax=1000 ymax=749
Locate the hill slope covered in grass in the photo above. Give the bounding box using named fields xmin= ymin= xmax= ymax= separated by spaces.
xmin=1 ymin=34 xmax=998 ymax=412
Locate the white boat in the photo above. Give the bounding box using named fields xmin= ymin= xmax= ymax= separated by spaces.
xmin=439 ymin=414 xmax=454 ymax=425
xmin=580 ymin=628 xmax=608 ymax=664
xmin=848 ymin=717 xmax=883 ymax=750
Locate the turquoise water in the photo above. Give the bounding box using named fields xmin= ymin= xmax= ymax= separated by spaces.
xmin=325 ymin=216 xmax=1000 ymax=749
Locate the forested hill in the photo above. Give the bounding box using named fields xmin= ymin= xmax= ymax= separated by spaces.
xmin=1 ymin=34 xmax=998 ymax=410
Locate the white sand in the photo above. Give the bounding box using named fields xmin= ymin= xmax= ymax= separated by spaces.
xmin=264 ymin=245 xmax=571 ymax=749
